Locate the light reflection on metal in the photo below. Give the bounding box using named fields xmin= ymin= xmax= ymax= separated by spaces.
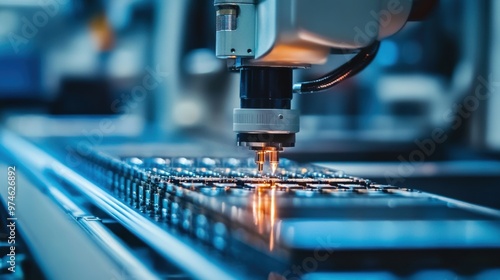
xmin=251 ymin=184 xmax=278 ymax=251
xmin=257 ymin=190 xmax=263 ymax=234
xmin=269 ymin=186 xmax=276 ymax=251
xmin=252 ymin=191 xmax=258 ymax=226
xmin=268 ymin=150 xmax=279 ymax=176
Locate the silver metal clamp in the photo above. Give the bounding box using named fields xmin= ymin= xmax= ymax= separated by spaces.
xmin=233 ymin=108 xmax=300 ymax=133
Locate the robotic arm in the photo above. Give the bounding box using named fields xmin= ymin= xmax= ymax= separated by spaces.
xmin=214 ymin=0 xmax=437 ymax=172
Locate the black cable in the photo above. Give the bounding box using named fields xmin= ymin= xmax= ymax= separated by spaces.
xmin=293 ymin=40 xmax=381 ymax=94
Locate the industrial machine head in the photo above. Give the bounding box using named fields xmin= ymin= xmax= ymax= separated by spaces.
xmin=214 ymin=0 xmax=437 ymax=172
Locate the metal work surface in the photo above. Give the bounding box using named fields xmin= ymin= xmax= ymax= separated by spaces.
xmin=2 ymin=130 xmax=500 ymax=279
xmin=71 ymin=149 xmax=500 ymax=278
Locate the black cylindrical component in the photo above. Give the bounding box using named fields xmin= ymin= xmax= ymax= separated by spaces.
xmin=240 ymin=67 xmax=293 ymax=109
xmin=237 ymin=133 xmax=296 ymax=148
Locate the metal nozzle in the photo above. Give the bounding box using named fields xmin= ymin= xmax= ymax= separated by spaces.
xmin=268 ymin=150 xmax=279 ymax=175
xmin=234 ymin=67 xmax=296 ymax=175
xmin=253 ymin=149 xmax=280 ymax=174
xmin=255 ymin=150 xmax=265 ymax=172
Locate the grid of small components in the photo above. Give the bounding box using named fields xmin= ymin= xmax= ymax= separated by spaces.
xmin=74 ymin=151 xmax=414 ymax=255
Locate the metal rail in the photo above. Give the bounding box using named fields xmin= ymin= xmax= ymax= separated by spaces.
xmin=0 ymin=129 xmax=239 ymax=280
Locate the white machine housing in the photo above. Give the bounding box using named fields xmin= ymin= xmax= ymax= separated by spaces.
xmin=215 ymin=0 xmax=414 ymax=66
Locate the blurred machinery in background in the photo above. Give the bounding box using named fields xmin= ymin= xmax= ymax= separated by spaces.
xmin=2 ymin=0 xmax=496 ymax=158
xmin=1 ymin=0 xmax=500 ymax=279
xmin=0 ymin=0 xmax=498 ymax=158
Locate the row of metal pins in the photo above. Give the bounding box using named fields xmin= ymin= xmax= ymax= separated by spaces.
xmin=69 ymin=151 xmax=233 ymax=252
xmin=83 ymin=157 xmax=222 ymax=249
xmin=73 ymin=151 xmax=397 ymax=257
xmin=104 ymin=164 xmax=166 ymax=218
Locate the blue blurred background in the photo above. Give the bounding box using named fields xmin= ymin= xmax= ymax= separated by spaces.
xmin=0 ymin=0 xmax=499 ymax=206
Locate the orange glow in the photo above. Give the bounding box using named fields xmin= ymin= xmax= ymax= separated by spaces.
xmin=271 ymin=162 xmax=278 ymax=175
xmin=251 ymin=184 xmax=278 ymax=251
xmin=255 ymin=43 xmax=329 ymax=65
xmin=89 ymin=14 xmax=115 ymax=51
xmin=269 ymin=187 xmax=276 ymax=251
